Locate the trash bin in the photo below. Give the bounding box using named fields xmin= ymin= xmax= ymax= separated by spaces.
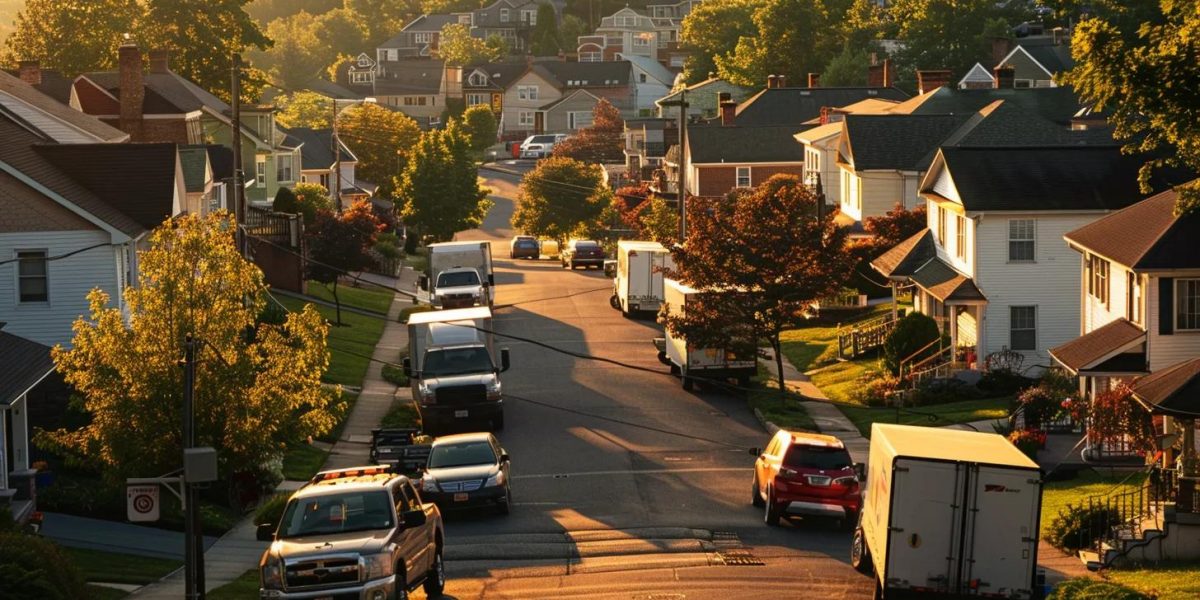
xmin=511 ymin=142 xmax=521 ymax=159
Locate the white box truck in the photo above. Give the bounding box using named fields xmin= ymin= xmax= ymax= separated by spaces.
xmin=403 ymin=306 xmax=509 ymax=433
xmin=419 ymin=241 xmax=494 ymax=309
xmin=606 ymin=241 xmax=674 ymax=317
xmin=654 ymin=278 xmax=757 ymax=391
xmin=851 ymin=423 xmax=1043 ymax=600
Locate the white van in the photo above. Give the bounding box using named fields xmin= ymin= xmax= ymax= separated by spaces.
xmin=608 ymin=240 xmax=674 ymax=316
xmin=519 ymin=134 xmax=567 ymax=158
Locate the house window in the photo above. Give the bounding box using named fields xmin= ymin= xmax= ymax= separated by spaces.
xmin=414 ymin=32 xmax=432 ymax=44
xmin=351 ymin=71 xmax=372 ymax=84
xmin=255 ymin=157 xmax=266 ymax=187
xmin=1127 ymin=272 xmax=1142 ymax=325
xmin=500 ymin=8 xmax=510 ymax=22
xmin=568 ymin=111 xmax=593 ymax=129
xmin=581 ymin=52 xmax=602 ymax=62
xmin=639 ymin=73 xmax=647 ymax=83
xmin=804 ymin=149 xmax=820 ymax=179
xmin=469 ymin=72 xmax=487 ymax=86
xmin=1088 ymin=254 xmax=1109 ymax=306
xmin=670 ymin=55 xmax=685 ymax=67
xmin=955 ymin=214 xmax=966 ymax=260
xmin=633 ymin=35 xmax=651 ymax=47
xmin=518 ymin=111 xmax=535 ymax=126
xmin=518 ymin=85 xmax=538 ymax=100
xmin=523 ymin=9 xmax=536 ymax=24
xmin=1008 ymin=219 xmax=1035 ymax=262
xmin=1010 ymin=306 xmax=1036 ymax=351
xmin=467 ymin=93 xmax=488 ymax=106
xmin=276 ymin=155 xmax=294 ymax=182
xmin=1176 ymin=278 xmax=1200 ymax=331
xmin=17 ymin=250 xmax=48 ymax=303
xmin=937 ymin=206 xmax=947 ymax=243
xmin=735 ymin=166 xmax=751 ymax=188
xmin=320 ymin=173 xmax=330 ymax=190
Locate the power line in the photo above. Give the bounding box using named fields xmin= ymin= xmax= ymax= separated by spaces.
xmin=0 ymin=243 xmax=109 ymax=266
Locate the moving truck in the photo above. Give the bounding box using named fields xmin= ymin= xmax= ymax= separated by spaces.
xmin=654 ymin=278 xmax=757 ymax=391
xmin=420 ymin=241 xmax=494 ymax=309
xmin=404 ymin=307 xmax=509 ymax=433
xmin=606 ymin=241 xmax=674 ymax=316
xmin=851 ymin=423 xmax=1043 ymax=600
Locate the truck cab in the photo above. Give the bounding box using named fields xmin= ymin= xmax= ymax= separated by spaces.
xmin=421 ymin=242 xmax=495 ymax=309
xmin=430 ymin=267 xmax=486 ymax=309
xmin=256 ymin=466 xmax=446 ymax=600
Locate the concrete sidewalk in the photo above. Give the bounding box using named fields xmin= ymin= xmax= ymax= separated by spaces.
xmin=758 ymin=349 xmax=869 ymax=463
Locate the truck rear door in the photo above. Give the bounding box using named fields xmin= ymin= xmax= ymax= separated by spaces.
xmin=960 ymin=465 xmax=1040 ymax=598
xmin=885 ymin=458 xmax=965 ymax=594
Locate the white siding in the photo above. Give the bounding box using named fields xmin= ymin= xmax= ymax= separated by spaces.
xmin=839 ymin=167 xmax=861 ymax=222
xmin=859 ymin=172 xmax=905 ymax=220
xmin=1146 ymin=272 xmax=1200 ymax=370
xmin=944 ymin=212 xmax=973 ymax=276
xmin=0 ymin=230 xmax=123 ymax=347
xmin=1083 ymin=260 xmax=1130 ymax=333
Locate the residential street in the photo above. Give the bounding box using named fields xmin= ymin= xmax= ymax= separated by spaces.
xmin=425 ymin=170 xmax=874 ymax=598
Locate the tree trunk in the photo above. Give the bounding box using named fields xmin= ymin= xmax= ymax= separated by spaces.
xmin=332 ymin=279 xmax=343 ymax=326
xmin=773 ymin=333 xmax=786 ymax=407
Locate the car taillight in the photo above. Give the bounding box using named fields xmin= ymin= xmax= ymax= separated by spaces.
xmin=833 ymin=475 xmax=858 ymax=487
xmin=780 ymin=467 xmax=800 ymax=479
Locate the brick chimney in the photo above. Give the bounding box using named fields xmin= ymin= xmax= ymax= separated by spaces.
xmin=777 ymin=75 xmax=786 ymax=88
xmin=916 ymin=69 xmax=952 ymax=94
xmin=719 ymin=98 xmax=736 ymax=126
xmin=807 ymin=72 xmax=820 ymax=88
xmin=149 ymin=49 xmax=170 ymax=74
xmin=991 ymin=37 xmax=1012 ymax=69
xmin=766 ymin=74 xmax=777 ymax=89
xmin=867 ymin=64 xmax=883 ymax=87
xmin=118 ymin=41 xmax=145 ymax=135
xmin=867 ymin=59 xmax=893 ymax=87
xmin=993 ymin=65 xmax=1015 ymax=89
xmin=883 ymin=59 xmax=893 ymax=88
xmin=18 ymin=60 xmax=41 ymax=85
xmin=716 ymin=91 xmax=731 ymax=114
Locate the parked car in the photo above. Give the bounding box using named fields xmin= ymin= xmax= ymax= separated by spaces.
xmin=519 ymin=134 xmax=567 ymax=159
xmin=510 ymin=235 xmax=540 ymax=259
xmin=750 ymin=430 xmax=862 ymax=529
xmin=561 ymin=239 xmax=606 ymax=270
xmin=539 ymin=239 xmax=560 ymax=259
xmin=419 ymin=432 xmax=512 ymax=515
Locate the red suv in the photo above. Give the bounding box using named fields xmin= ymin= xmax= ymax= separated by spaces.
xmin=750 ymin=430 xmax=863 ymax=528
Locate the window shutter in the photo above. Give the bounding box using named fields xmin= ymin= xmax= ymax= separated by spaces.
xmin=1160 ymin=277 xmax=1174 ymax=335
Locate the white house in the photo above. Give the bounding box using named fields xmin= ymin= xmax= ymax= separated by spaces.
xmin=0 ymin=327 xmax=54 ymax=524
xmin=617 ymin=53 xmax=675 ymax=116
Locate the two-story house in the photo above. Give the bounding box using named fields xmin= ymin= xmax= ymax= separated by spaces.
xmin=645 ymin=0 xmax=701 ymax=69
xmin=679 ymin=116 xmax=806 ymax=198
xmin=469 ymin=0 xmax=560 ymax=53
xmin=283 ymin=127 xmax=365 ymax=202
xmin=377 ymin=14 xmax=468 ymax=60
xmin=655 ymin=77 xmax=751 ymax=120
xmin=491 ymin=60 xmax=634 ymax=137
xmin=619 ymin=54 xmax=676 ymax=116
xmin=577 ymin=7 xmax=662 ymax=63
xmin=623 ymin=117 xmax=676 ymax=178
xmin=871 ymin=144 xmax=1163 ymax=374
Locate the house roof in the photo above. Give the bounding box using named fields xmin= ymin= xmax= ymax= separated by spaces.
xmin=926 ymin=146 xmax=1162 ymax=212
xmin=1063 ymin=184 xmax=1200 ymax=270
xmin=618 ymin=53 xmax=676 ymax=86
xmin=81 ymin=71 xmax=229 ymax=115
xmin=871 ymin=229 xmax=937 ymax=279
xmin=909 ymin=258 xmax=986 ymax=303
xmin=373 ymin=61 xmax=446 ymax=95
xmin=841 ymin=114 xmax=970 ymax=171
xmin=1049 ymin=318 xmax=1147 ymax=374
xmin=538 ymin=88 xmax=601 ymax=112
xmin=836 ymin=98 xmax=901 ymax=115
xmin=1130 ymin=358 xmax=1200 ymax=418
xmin=958 ymin=63 xmax=995 ymax=87
xmin=473 ymin=0 xmax=558 ymax=28
xmin=381 ymin=14 xmax=460 ymax=48
xmin=0 ymin=71 xmax=129 ymax=142
xmin=284 ymin=127 xmax=357 ymax=170
xmin=464 ymin=62 xmax=529 ymax=90
xmin=533 ymin=60 xmax=631 ymax=89
xmin=889 ymin=86 xmax=1082 ymax=125
xmin=206 ymin=144 xmax=234 ymax=181
xmin=178 ymin=145 xmax=210 ymax=193
xmin=732 ymin=87 xmax=910 ymax=127
xmin=686 ymin=125 xmax=805 ymax=164
xmin=1006 ymin=38 xmax=1075 ymax=75
xmin=3 ymin=67 xmax=75 ymax=105
xmin=938 ymin=99 xmax=1118 ymax=148
xmin=0 ymin=328 xmax=54 ymax=406
xmin=34 ymin=142 xmax=180 ymax=230
xmin=656 ymin=78 xmax=751 ymax=107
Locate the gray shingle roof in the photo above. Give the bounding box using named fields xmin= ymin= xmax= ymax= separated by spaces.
xmin=940 ymin=100 xmax=1118 ymax=147
xmin=892 ymin=86 xmax=1082 ymax=125
xmin=373 ymin=61 xmax=445 ymax=95
xmin=732 ymin=87 xmax=911 ymax=127
xmin=842 ymin=114 xmax=970 ymax=171
xmin=82 ymin=71 xmax=230 ymax=114
xmin=34 ymin=142 xmax=180 ymax=230
xmin=686 ymin=125 xmax=805 ymax=164
xmin=283 ymin=127 xmax=356 ymax=170
xmin=533 ymin=60 xmax=631 ymax=88
xmin=178 ymin=145 xmax=209 ymax=192
xmin=2 ymin=68 xmax=75 ymax=105
xmin=1016 ymin=38 xmax=1075 ymax=74
xmin=909 ymin=258 xmax=986 ymax=303
xmin=1064 ymin=184 xmax=1200 ymax=270
xmin=0 ymin=328 xmax=54 ymax=406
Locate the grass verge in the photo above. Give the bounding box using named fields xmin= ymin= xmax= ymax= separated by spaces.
xmin=85 ymin=585 xmax=130 ymax=600
xmin=778 ymin=303 xmax=895 ymax=372
xmin=381 ymin=398 xmax=420 ymax=429
xmin=808 ymin=354 xmax=885 ymax=404
xmin=306 ymin=280 xmax=394 ymax=314
xmin=1040 ymin=468 xmax=1146 ymax=535
xmin=207 ymin=569 xmax=261 ymax=600
xmin=398 ymin=304 xmax=434 ymax=323
xmin=64 ymin=547 xmax=181 ymax=585
xmin=1105 ymin=562 xmax=1200 ymax=600
xmin=839 ymin=396 xmax=1014 ymax=437
xmin=746 ymin=371 xmax=816 ymax=432
xmin=281 ymin=442 xmax=329 ymax=481
xmin=276 ymin=296 xmax=386 ymax=386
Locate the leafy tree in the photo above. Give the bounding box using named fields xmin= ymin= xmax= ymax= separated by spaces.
xmin=661 ymin=175 xmax=854 ymax=397
xmin=245 ymin=0 xmax=339 ymax=25
xmin=485 ymin=33 xmax=510 ymax=58
xmin=398 ymin=120 xmax=493 ymax=241
xmin=335 ymin=103 xmax=422 ymax=200
xmin=888 ymin=0 xmax=1024 ymax=83
xmin=345 ymin=0 xmax=422 ymax=47
xmin=141 ymin=0 xmax=273 ymax=102
xmin=715 ymin=0 xmax=843 ymax=88
xmin=250 ymin=11 xmax=328 ymax=90
xmin=273 ymin=186 xmax=299 ymax=213
xmin=864 ymin=203 xmax=928 ymax=250
xmin=421 ymin=0 xmax=482 ymax=12
xmin=462 ymin=105 xmax=498 ymax=151
xmin=293 ymin=182 xmax=334 ymax=224
xmin=275 ymin=90 xmax=334 ymax=129
xmin=41 ymin=213 xmax=335 ymax=481
xmin=638 ymin=196 xmax=679 ymax=245
xmin=1064 ymin=1 xmax=1200 ymax=215
xmin=315 ymin=7 xmax=368 ymax=59
xmin=841 ymin=0 xmax=892 ymax=52
xmin=550 ymin=98 xmax=624 ymax=163
xmin=530 ymin=3 xmax=561 ymax=56
xmin=822 ymin=44 xmax=870 ymax=86
xmin=1 ymin=0 xmax=141 ymax=76
xmin=306 ymin=200 xmax=384 ymax=324
xmin=560 ymin=15 xmax=590 ymax=52
xmin=512 ymin=156 xmax=611 ymax=241
xmin=439 ymin=23 xmax=504 ymax=66
xmin=679 ymin=0 xmax=757 ymax=84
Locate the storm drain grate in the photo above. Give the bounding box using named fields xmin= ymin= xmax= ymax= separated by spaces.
xmin=716 ymin=549 xmax=764 ymax=566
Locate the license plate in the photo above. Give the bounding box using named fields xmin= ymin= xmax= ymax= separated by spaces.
xmin=454 ymin=410 xmax=468 ymax=418
xmin=454 ymin=493 xmax=468 ymax=502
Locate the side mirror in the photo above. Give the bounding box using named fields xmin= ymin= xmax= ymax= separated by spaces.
xmin=854 ymin=462 xmax=866 ymax=481
xmin=488 ymin=274 xmax=495 ymax=286
xmin=500 ymin=451 xmax=510 ymax=463
xmin=401 ymin=508 xmax=427 ymax=528
xmin=603 ymin=261 xmax=617 ymax=278
xmin=748 ymin=447 xmax=762 ymax=457
xmin=255 ymin=523 xmax=275 ymax=542
xmin=402 ymin=357 xmax=412 ymax=378
xmin=500 ymin=348 xmax=511 ymax=373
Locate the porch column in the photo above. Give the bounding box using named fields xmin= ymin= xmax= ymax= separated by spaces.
xmin=1183 ymin=418 xmax=1198 ymax=478
xmin=11 ymin=396 xmax=29 ymax=471
xmin=949 ymin=305 xmax=959 ymax=361
xmin=891 ymin=282 xmax=898 ymax=321
xmin=975 ymin=304 xmax=987 ymax=371
xmin=0 ymin=409 xmax=7 ymax=490
xmin=1163 ymin=416 xmax=1177 ymax=469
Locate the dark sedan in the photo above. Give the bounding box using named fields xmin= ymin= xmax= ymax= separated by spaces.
xmin=419 ymin=432 xmax=511 ymax=515
xmin=509 ymin=235 xmax=540 ymax=259
xmin=561 ymin=239 xmax=606 ymax=270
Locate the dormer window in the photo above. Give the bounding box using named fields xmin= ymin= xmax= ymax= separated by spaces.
xmin=469 ymin=72 xmax=487 ymax=86
xmin=500 ymin=8 xmax=509 ymax=22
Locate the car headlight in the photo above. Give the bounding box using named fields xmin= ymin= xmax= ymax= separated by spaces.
xmin=486 ymin=379 xmax=502 ymax=400
xmin=422 ymin=477 xmax=439 ymax=493
xmin=485 ymin=471 xmax=506 ymax=487
xmin=261 ymin=557 xmax=284 ymax=589
xmin=363 ymin=552 xmax=394 ymax=580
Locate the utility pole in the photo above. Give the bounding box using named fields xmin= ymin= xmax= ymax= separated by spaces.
xmin=231 ymin=54 xmax=245 ymax=257
xmin=181 ymin=335 xmax=199 ymax=600
xmin=333 ymin=98 xmax=342 ymax=211
xmin=676 ymin=88 xmax=688 ymax=241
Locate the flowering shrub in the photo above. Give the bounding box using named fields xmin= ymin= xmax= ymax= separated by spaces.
xmin=1059 ymin=396 xmax=1088 ymax=422
xmin=1089 ymin=384 xmax=1155 ymax=454
xmin=1018 ymin=385 xmax=1058 ymax=427
xmin=1008 ymin=429 xmax=1046 ymax=458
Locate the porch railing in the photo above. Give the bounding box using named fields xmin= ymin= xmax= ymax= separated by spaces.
xmin=246 ymin=206 xmax=302 ymax=247
xmin=836 ymin=312 xmax=897 ymax=359
xmin=1073 ymin=467 xmax=1179 ymax=563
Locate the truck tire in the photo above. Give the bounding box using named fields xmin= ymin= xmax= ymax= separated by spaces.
xmin=763 ymin=487 xmax=781 ymax=526
xmin=610 ymin=294 xmax=621 ymax=310
xmin=395 ymin=564 xmax=409 ymax=600
xmin=423 ymin=550 xmax=446 ymax=597
xmin=851 ymin=526 xmax=873 ymax=575
xmin=751 ymin=475 xmax=764 ymax=507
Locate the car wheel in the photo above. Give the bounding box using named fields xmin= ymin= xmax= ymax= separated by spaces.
xmin=851 ymin=526 xmax=873 ymax=574
xmin=751 ymin=474 xmax=764 ymax=507
xmin=763 ymin=486 xmax=781 ymax=526
xmin=394 ymin=564 xmax=408 ymax=600
xmin=497 ymin=486 xmax=512 ymax=515
xmin=610 ymin=294 xmax=621 ymax=310
xmin=423 ymin=550 xmax=446 ymax=597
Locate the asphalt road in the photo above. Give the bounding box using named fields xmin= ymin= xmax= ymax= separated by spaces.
xmin=417 ymin=170 xmax=873 ymax=599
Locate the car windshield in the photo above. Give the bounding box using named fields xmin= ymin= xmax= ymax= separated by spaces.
xmin=278 ymin=491 xmax=393 ymax=538
xmin=428 ymin=441 xmax=496 ymax=469
xmin=437 ymin=270 xmax=479 ymax=287
xmin=422 ymin=347 xmax=494 ymax=377
xmin=783 ymin=446 xmax=852 ymax=471
xmin=531 ymin=135 xmax=557 ymax=143
xmin=516 ymin=240 xmax=538 ymax=248
xmin=575 ymin=242 xmax=599 ymax=250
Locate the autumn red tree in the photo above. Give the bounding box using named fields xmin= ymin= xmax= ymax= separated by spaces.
xmin=661 ymin=174 xmax=855 ymax=398
xmin=551 ymin=98 xmax=624 ymax=163
xmin=306 ymin=199 xmax=384 ymax=324
xmin=851 ymin=203 xmax=928 ymax=295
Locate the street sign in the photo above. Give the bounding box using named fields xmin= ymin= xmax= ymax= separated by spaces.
xmin=127 ymin=484 xmax=160 ymax=522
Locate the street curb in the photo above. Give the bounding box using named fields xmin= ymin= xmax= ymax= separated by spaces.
xmin=752 ymin=408 xmax=780 ymax=436
xmin=480 ymin=163 xmax=524 ymax=177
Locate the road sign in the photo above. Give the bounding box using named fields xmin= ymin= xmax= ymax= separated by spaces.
xmin=127 ymin=484 xmax=160 ymax=522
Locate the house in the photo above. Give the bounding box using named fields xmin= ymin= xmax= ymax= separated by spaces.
xmin=678 ymin=118 xmax=806 ymax=198
xmin=489 ymin=60 xmax=633 ymax=137
xmin=72 ymin=43 xmax=298 ymax=205
xmin=342 ymin=57 xmax=460 ymax=126
xmin=618 ymin=53 xmax=676 ymax=116
xmin=377 ymin=13 xmax=468 ymax=61
xmin=462 ymin=61 xmax=527 ymax=112
xmin=469 ymin=0 xmax=560 ymax=53
xmin=0 ymin=326 xmax=54 ymax=524
xmin=178 ymin=144 xmax=233 ymax=216
xmin=655 ymin=77 xmax=751 ymax=120
xmin=870 ymin=144 xmax=1167 ymax=376
xmin=578 ymin=7 xmax=662 ymax=63
xmin=0 ymin=70 xmax=128 ymax=144
xmin=623 ymin=117 xmax=676 ymax=178
xmin=536 ymin=89 xmax=603 ymax=132
xmin=993 ymin=34 xmax=1074 ymax=88
xmin=728 ymin=77 xmax=909 ymax=127
xmin=283 ymin=127 xmax=364 ymax=202
xmin=646 ymin=0 xmax=700 ymax=69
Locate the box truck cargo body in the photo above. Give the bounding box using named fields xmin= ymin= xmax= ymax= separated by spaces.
xmin=655 ymin=278 xmax=757 ymax=391
xmin=854 ymin=424 xmax=1042 ymax=599
xmin=422 ymin=241 xmax=494 ymax=309
xmin=610 ymin=241 xmax=674 ymax=316
xmin=405 ymin=306 xmax=509 ymax=433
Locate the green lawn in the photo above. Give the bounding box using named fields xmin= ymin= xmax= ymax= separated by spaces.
xmin=746 ymin=371 xmax=816 ymax=432
xmin=306 ymin=280 xmax=394 ymax=314
xmin=1106 ymin=562 xmax=1200 ymax=600
xmin=839 ymin=397 xmax=1013 ymax=437
xmin=381 ymin=398 xmax=420 ymax=429
xmin=64 ymin=547 xmax=180 ymax=585
xmin=85 ymin=585 xmax=130 ymax=600
xmin=808 ymin=354 xmax=886 ymax=405
xmin=277 ymin=296 xmax=386 ymax=386
xmin=207 ymin=569 xmax=261 ymax=600
xmin=281 ymin=442 xmax=328 ymax=481
xmin=779 ymin=303 xmax=895 ymax=372
xmin=1040 ymin=469 xmax=1147 ymax=535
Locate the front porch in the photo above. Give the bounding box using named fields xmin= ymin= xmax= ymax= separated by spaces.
xmin=0 ymin=327 xmax=55 ymax=525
